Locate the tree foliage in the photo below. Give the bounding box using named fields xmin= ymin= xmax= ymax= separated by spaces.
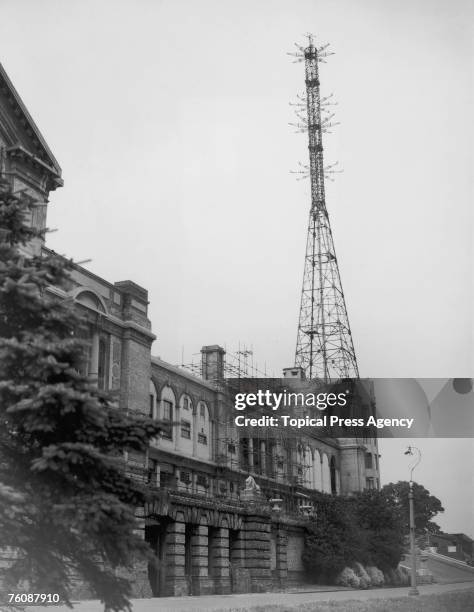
xmin=303 ymin=489 xmax=406 ymax=581
xmin=381 ymin=481 xmax=444 ymax=536
xmin=0 ymin=183 xmax=162 ymax=611
xmin=302 ymin=494 xmax=364 ymax=581
xmin=353 ymin=489 xmax=405 ymax=571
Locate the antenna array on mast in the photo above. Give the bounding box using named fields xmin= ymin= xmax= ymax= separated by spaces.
xmin=291 ymin=35 xmax=359 ymax=380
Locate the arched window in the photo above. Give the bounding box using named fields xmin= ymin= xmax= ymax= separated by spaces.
xmin=196 ymin=401 xmax=210 ymax=457
xmin=180 ymin=394 xmax=193 ymax=413
xmin=160 ymin=386 xmax=176 ymax=440
xmin=179 ymin=395 xmax=193 ymax=442
xmin=75 ymin=290 xmax=107 ymax=313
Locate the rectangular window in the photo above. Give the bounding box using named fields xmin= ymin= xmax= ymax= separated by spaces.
xmin=196 ymin=474 xmax=208 ymax=487
xmin=180 ymin=470 xmax=191 ymax=484
xmin=161 ymin=400 xmax=173 ymax=439
xmin=198 ymin=432 xmax=207 ymax=445
xmin=228 ymin=443 xmax=236 ymax=454
xmin=365 ymin=453 xmax=373 ymax=469
xmin=181 ymin=420 xmax=191 ymax=439
xmin=159 ymin=470 xmax=175 ymax=489
xmin=147 ymin=459 xmax=157 ymax=485
xmin=163 ymin=400 xmax=172 ymax=421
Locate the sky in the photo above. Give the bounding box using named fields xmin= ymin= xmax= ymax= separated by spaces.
xmin=1 ymin=0 xmax=472 ymax=535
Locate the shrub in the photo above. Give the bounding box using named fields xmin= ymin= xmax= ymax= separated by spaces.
xmin=384 ymin=566 xmax=410 ymax=586
xmin=366 ymin=566 xmax=384 ymax=587
xmin=335 ymin=567 xmax=360 ymax=588
xmin=352 ymin=562 xmax=371 ymax=589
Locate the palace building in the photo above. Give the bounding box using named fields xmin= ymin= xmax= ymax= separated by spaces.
xmin=0 ymin=63 xmax=380 ymax=597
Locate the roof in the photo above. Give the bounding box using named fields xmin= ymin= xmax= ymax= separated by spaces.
xmin=0 ymin=62 xmax=62 ymax=178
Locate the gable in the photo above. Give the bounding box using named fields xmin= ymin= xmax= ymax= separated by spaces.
xmin=0 ymin=63 xmax=62 ymax=183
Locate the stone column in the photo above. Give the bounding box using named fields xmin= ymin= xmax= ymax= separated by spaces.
xmin=248 ymin=438 xmax=254 ymax=469
xmin=260 ymin=440 xmax=266 ymax=475
xmin=191 ymin=524 xmax=209 ymax=595
xmin=163 ymin=520 xmax=188 ymax=596
xmin=89 ymin=331 xmax=100 ymax=380
xmin=192 ymin=406 xmax=198 ymax=457
xmin=210 ymin=527 xmax=231 ymax=594
xmin=244 ymin=514 xmax=272 ymax=592
xmin=275 ymin=526 xmax=288 ymax=586
xmin=174 ymin=404 xmax=180 ymax=452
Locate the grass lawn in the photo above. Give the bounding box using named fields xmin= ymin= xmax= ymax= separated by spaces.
xmin=221 ymin=588 xmax=474 ymax=612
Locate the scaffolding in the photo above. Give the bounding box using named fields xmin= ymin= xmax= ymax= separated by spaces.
xmin=181 ymin=344 xmax=271 ymax=382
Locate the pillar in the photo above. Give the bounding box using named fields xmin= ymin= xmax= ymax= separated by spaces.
xmin=192 ymin=406 xmax=197 ymax=457
xmin=260 ymin=440 xmax=266 ymax=475
xmin=163 ymin=520 xmax=188 ymax=596
xmin=190 ymin=524 xmax=213 ymax=595
xmin=89 ymin=331 xmax=100 ymax=379
xmin=248 ymin=438 xmax=254 ymax=469
xmin=174 ymin=404 xmax=180 ymax=452
xmin=209 ymin=527 xmax=231 ymax=594
xmin=275 ymin=526 xmax=288 ymax=585
xmin=244 ymin=514 xmax=272 ymax=592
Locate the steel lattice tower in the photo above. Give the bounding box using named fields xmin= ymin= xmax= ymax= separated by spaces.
xmin=291 ymin=36 xmax=359 ymax=380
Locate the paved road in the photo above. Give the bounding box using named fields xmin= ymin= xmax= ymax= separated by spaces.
xmin=402 ymin=553 xmax=474 ymax=584
xmin=426 ymin=557 xmax=474 ymax=584
xmin=20 ymin=580 xmax=474 ymax=612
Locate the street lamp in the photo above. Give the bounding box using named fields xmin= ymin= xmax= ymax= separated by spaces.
xmin=404 ymin=445 xmax=422 ymax=596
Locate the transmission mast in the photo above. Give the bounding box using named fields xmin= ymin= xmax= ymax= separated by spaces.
xmin=290 ymin=35 xmax=359 ymax=380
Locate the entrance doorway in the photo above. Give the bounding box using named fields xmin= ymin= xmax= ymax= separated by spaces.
xmin=145 ymin=522 xmax=167 ymax=597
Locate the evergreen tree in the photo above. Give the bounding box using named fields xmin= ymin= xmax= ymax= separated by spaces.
xmin=0 ymin=181 xmax=162 ymax=611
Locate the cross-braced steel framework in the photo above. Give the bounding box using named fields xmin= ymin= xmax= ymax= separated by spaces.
xmin=291 ymin=35 xmax=359 ymax=380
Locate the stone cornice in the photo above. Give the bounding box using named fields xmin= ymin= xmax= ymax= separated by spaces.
xmin=7 ymin=145 xmax=63 ymax=190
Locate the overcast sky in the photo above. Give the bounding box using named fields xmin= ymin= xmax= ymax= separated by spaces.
xmin=1 ymin=1 xmax=472 ymax=535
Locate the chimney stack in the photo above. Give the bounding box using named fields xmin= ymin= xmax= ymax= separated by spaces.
xmin=201 ymin=345 xmax=225 ymax=382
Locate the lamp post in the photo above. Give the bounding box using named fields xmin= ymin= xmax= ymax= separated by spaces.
xmin=404 ymin=445 xmax=421 ymax=596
